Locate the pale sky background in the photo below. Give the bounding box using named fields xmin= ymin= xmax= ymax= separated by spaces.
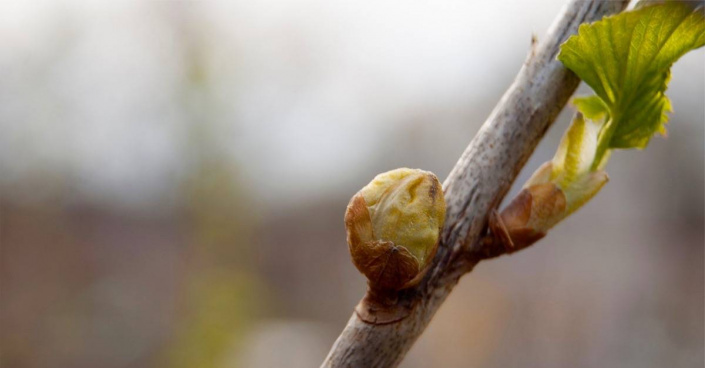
xmin=0 ymin=0 xmax=704 ymax=213
xmin=0 ymin=0 xmax=702 ymax=209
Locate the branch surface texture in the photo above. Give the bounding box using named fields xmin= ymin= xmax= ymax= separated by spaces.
xmin=322 ymin=1 xmax=629 ymax=367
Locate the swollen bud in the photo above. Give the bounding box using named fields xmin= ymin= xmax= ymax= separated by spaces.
xmin=345 ymin=168 xmax=445 ymax=291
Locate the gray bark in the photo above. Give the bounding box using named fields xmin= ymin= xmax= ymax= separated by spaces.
xmin=322 ymin=1 xmax=630 ymax=367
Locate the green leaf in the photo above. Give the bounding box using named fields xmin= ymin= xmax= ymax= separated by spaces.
xmin=573 ymin=95 xmax=610 ymax=122
xmin=551 ymin=113 xmax=604 ymax=189
xmin=558 ymin=2 xmax=705 ymax=150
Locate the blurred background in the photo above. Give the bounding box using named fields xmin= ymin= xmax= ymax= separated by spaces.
xmin=0 ymin=1 xmax=702 ymax=367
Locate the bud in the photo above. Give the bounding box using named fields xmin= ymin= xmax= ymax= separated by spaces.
xmin=489 ymin=164 xmax=569 ymax=251
xmin=489 ymin=113 xmax=609 ymax=253
xmin=345 ymin=168 xmax=445 ymax=290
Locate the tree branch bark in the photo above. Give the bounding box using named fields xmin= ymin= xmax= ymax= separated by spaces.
xmin=322 ymin=1 xmax=629 ymax=367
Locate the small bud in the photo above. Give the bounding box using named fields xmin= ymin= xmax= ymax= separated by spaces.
xmin=489 ymin=161 xmax=608 ymax=252
xmin=489 ymin=179 xmax=567 ymax=251
xmin=345 ymin=168 xmax=445 ymax=291
xmin=486 ymin=110 xmax=612 ymax=255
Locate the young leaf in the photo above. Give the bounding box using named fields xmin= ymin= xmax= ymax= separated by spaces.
xmin=550 ymin=112 xmax=609 ymax=214
xmin=572 ymin=95 xmax=609 ymax=122
xmin=558 ymin=2 xmax=705 ymax=152
xmin=551 ymin=113 xmax=604 ymax=188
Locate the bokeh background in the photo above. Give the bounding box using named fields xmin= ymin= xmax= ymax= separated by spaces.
xmin=1 ymin=1 xmax=703 ymax=367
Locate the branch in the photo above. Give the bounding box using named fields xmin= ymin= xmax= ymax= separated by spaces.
xmin=322 ymin=1 xmax=629 ymax=367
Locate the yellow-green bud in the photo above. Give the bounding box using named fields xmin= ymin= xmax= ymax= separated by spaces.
xmin=345 ymin=168 xmax=445 ymax=290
